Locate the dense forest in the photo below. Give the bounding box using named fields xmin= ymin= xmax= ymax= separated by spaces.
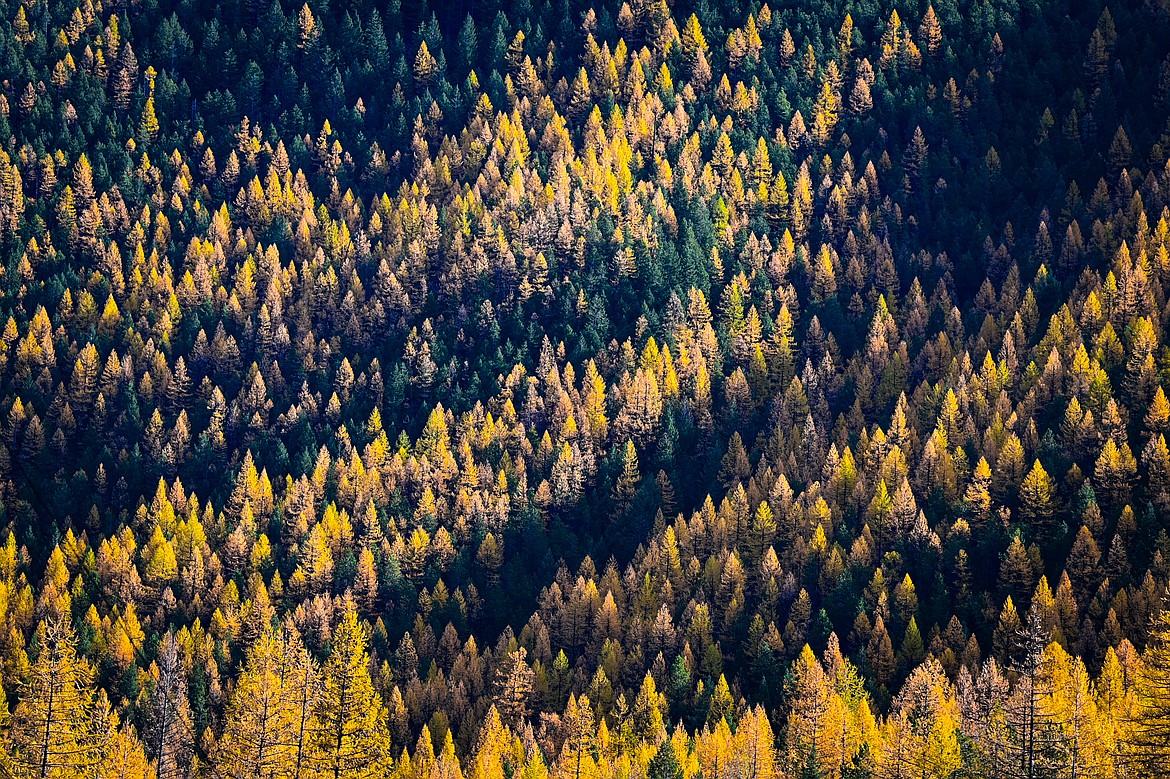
xmin=0 ymin=0 xmax=1169 ymax=775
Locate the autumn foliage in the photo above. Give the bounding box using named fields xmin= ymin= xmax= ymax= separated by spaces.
xmin=0 ymin=0 xmax=1167 ymax=777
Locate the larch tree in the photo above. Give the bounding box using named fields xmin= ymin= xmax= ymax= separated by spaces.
xmin=1127 ymin=605 xmax=1170 ymax=777
xmin=142 ymin=632 xmax=193 ymax=779
xmin=493 ymin=648 xmax=535 ymax=730
xmin=98 ymin=717 xmax=154 ymax=779
xmin=1004 ymin=612 xmax=1063 ymax=779
xmin=1043 ymin=641 xmax=1113 ymax=779
xmin=785 ymin=645 xmax=847 ymax=775
xmin=308 ymin=605 xmax=390 ymax=779
xmin=216 ymin=629 xmax=297 ymax=779
xmin=8 ymin=618 xmax=106 ymax=779
xmin=1019 ymin=460 xmax=1056 ymax=541
xmin=558 ymin=693 xmax=596 ymax=779
xmin=875 ymin=658 xmax=961 ymax=779
xmin=279 ymin=624 xmax=319 ymax=779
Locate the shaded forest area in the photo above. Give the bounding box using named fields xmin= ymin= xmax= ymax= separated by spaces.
xmin=0 ymin=0 xmax=1169 ymax=775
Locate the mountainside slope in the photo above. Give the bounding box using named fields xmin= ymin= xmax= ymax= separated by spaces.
xmin=0 ymin=0 xmax=1168 ymax=776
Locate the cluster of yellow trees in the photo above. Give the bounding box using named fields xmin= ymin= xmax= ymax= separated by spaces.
xmin=3 ymin=603 xmax=1170 ymax=778
xmin=0 ymin=608 xmax=385 ymax=779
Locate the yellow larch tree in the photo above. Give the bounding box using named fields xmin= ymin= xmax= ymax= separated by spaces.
xmin=308 ymin=605 xmax=390 ymax=778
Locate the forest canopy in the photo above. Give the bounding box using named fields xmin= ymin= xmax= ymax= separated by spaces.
xmin=0 ymin=0 xmax=1168 ymax=776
